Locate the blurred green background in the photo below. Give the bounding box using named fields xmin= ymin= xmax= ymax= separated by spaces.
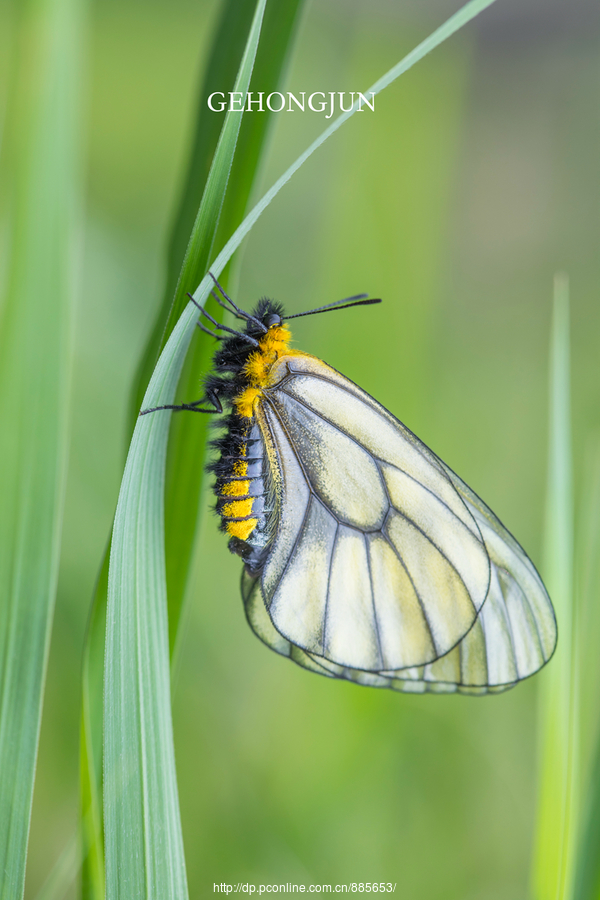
xmin=10 ymin=0 xmax=600 ymax=895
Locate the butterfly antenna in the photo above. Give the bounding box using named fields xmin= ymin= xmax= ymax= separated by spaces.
xmin=284 ymin=296 xmax=382 ymax=320
xmin=209 ymin=272 xmax=268 ymax=333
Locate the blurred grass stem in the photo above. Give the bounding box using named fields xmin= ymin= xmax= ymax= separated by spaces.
xmin=570 ymin=442 xmax=600 ymax=898
xmin=532 ymin=274 xmax=577 ymax=900
xmin=0 ymin=0 xmax=84 ymax=895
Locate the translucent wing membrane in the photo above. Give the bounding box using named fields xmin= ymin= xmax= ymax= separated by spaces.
xmin=243 ymin=354 xmax=556 ymax=695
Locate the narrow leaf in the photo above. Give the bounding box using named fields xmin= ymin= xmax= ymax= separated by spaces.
xmin=80 ymin=554 xmax=108 ymax=899
xmin=102 ymin=2 xmax=268 ymax=894
xmin=81 ymin=2 xmax=288 ymax=893
xmin=0 ymin=0 xmax=84 ymax=894
xmin=532 ymin=273 xmax=577 ymax=900
xmin=103 ymin=300 xmax=203 ymax=900
xmin=571 ymin=441 xmax=600 ymax=900
xmin=210 ymin=0 xmax=306 ymax=277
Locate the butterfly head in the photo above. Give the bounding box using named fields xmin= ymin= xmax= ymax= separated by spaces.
xmin=263 ymin=312 xmax=282 ymax=328
xmin=247 ymin=298 xmax=286 ymax=338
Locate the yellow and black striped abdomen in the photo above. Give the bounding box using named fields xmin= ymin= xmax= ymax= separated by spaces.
xmin=219 ymin=447 xmax=257 ymax=541
xmin=212 ymin=321 xmax=292 ymax=571
xmin=214 ymin=420 xmax=273 ymax=572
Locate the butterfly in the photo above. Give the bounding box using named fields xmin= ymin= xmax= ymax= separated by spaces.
xmin=142 ymin=277 xmax=557 ymax=695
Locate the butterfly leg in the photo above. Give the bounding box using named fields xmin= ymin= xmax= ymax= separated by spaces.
xmin=139 ymin=387 xmax=223 ymax=417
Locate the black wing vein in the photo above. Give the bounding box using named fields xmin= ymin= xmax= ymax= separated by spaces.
xmin=321 ymin=521 xmax=338 ymax=656
xmin=378 ymin=530 xmax=439 ymax=659
xmin=364 ymin=534 xmax=384 ymax=670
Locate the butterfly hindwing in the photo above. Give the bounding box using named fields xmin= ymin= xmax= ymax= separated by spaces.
xmin=242 ymin=566 xmax=516 ymax=694
xmin=438 ymin=461 xmax=557 ymax=681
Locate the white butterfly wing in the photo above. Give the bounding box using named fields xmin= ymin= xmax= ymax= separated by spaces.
xmin=435 ymin=461 xmax=557 ymax=685
xmin=243 ymin=353 xmax=556 ymax=694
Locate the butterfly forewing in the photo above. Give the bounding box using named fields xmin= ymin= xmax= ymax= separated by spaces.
xmin=257 ymin=354 xmax=491 ymax=671
xmin=241 ymin=353 xmax=556 ymax=693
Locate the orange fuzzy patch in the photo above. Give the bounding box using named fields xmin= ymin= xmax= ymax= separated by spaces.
xmin=244 ymin=351 xmax=270 ymax=384
xmin=221 ymin=498 xmax=253 ymax=519
xmin=232 ymin=323 xmax=292 ymax=419
xmin=226 ymin=518 xmax=258 ymax=540
xmin=259 ymin=324 xmax=291 ymax=357
xmin=221 ymin=479 xmax=250 ymax=497
xmin=234 ymin=386 xmax=262 ymax=419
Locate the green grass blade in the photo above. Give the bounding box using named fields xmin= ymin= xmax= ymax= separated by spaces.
xmin=571 ymin=440 xmax=600 ymax=900
xmin=80 ymin=553 xmax=108 ymax=899
xmin=104 ymin=0 xmax=498 ymax=891
xmin=572 ymin=743 xmax=600 ymax=900
xmin=103 ymin=3 xmax=268 ymax=893
xmin=103 ymin=300 xmax=204 ymax=900
xmin=83 ymin=4 xmax=305 ymax=887
xmin=210 ymin=0 xmax=305 ymax=269
xmin=164 ymin=0 xmax=259 ymax=309
xmin=532 ymin=274 xmax=577 ymax=900
xmin=0 ymin=0 xmax=84 ymax=894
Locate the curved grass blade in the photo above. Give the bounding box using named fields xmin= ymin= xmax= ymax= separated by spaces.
xmin=0 ymin=0 xmax=84 ymax=894
xmin=163 ymin=0 xmax=259 ymax=314
xmin=102 ymin=2 xmax=268 ymax=895
xmin=532 ymin=274 xmax=577 ymax=900
xmin=104 ymin=0 xmax=499 ymax=893
xmin=104 ymin=298 xmax=205 ymax=900
xmin=82 ymin=2 xmax=289 ymax=893
xmin=212 ymin=0 xmax=305 ymax=258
